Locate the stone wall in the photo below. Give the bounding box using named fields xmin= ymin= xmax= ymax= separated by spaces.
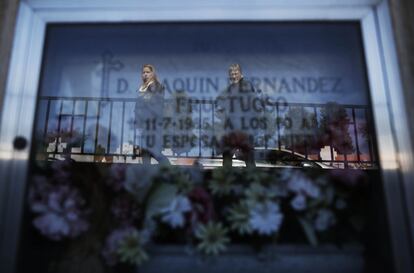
xmin=0 ymin=0 xmax=19 ymax=115
xmin=389 ymin=0 xmax=414 ymax=150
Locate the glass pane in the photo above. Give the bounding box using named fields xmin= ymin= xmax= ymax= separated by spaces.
xmin=18 ymin=23 xmax=392 ymax=273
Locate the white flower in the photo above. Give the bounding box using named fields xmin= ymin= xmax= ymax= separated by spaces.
xmin=314 ymin=209 xmax=336 ymax=232
xmin=290 ymin=194 xmax=307 ymax=211
xmin=160 ymin=195 xmax=192 ymax=228
xmin=287 ymin=173 xmax=320 ymax=199
xmin=249 ymin=201 xmax=283 ymax=235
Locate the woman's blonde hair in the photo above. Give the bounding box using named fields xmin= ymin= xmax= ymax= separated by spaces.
xmin=141 ymin=64 xmax=160 ymax=89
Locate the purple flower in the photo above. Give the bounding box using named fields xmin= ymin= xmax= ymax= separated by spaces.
xmin=33 ymin=213 xmax=70 ymax=239
xmin=29 ymin=181 xmax=89 ymax=241
xmin=33 ymin=212 xmax=88 ymax=241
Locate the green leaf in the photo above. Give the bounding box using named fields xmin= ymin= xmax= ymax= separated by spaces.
xmin=145 ymin=183 xmax=178 ymax=220
xmin=298 ymin=217 xmax=318 ymax=246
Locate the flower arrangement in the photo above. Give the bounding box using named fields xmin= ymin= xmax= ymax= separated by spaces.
xmin=27 ymin=159 xmax=367 ymax=271
xmin=28 ymin=160 xmax=90 ymax=241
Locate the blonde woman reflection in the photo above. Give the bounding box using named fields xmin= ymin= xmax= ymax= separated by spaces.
xmin=134 ymin=64 xmax=169 ymax=164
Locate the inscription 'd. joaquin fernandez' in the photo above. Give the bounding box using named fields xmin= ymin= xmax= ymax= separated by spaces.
xmin=116 ymin=76 xmax=344 ymax=95
xmin=160 ymin=76 xmax=343 ymax=94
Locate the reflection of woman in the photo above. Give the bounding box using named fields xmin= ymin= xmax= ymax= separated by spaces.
xmin=134 ymin=64 xmax=169 ymax=164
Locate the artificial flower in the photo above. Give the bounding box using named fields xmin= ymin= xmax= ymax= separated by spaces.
xmin=33 ymin=213 xmax=71 ymax=240
xmin=268 ymin=182 xmax=289 ymax=198
xmin=209 ymin=167 xmax=237 ymax=196
xmin=244 ymin=183 xmax=276 ymax=206
xmin=173 ymin=170 xmax=196 ymax=194
xmin=29 ymin=179 xmax=89 ymax=241
xmin=279 ymin=168 xmax=296 ymax=182
xmin=249 ymin=201 xmax=283 ymax=235
xmin=159 ymin=195 xmax=192 ymax=228
xmin=314 ymin=208 xmax=336 ymax=232
xmin=156 ymin=165 xmax=194 ymax=193
xmin=117 ymin=229 xmax=149 ymax=266
xmin=102 ymin=227 xmax=149 ymax=266
xmin=227 ymin=201 xmax=252 ymax=235
xmin=195 ymin=222 xmax=230 ymax=255
xmin=287 ymin=172 xmax=320 ymax=199
xmin=290 ymin=194 xmax=307 ymax=211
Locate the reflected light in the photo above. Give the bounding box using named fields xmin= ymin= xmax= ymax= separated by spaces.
xmin=379 ymin=153 xmax=399 ymax=170
xmin=0 ymin=150 xmax=29 ymax=161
